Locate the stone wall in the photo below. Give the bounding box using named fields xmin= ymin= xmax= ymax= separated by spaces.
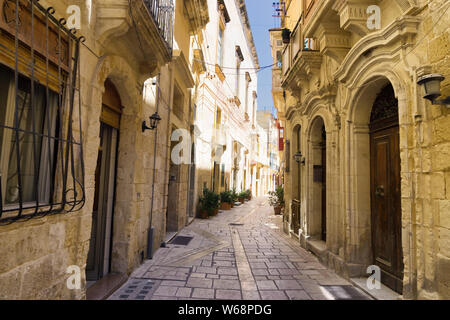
xmin=0 ymin=0 xmax=175 ymax=299
xmin=280 ymin=0 xmax=450 ymax=299
xmin=192 ymin=0 xmax=260 ymax=205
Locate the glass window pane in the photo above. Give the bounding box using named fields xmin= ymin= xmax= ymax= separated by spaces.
xmin=3 ymin=70 xmax=58 ymax=205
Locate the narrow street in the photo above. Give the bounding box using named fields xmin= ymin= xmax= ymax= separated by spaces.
xmin=109 ymin=198 xmax=371 ymax=301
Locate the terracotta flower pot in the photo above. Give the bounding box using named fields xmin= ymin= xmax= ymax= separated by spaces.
xmin=239 ymin=197 xmax=245 ymax=204
xmin=199 ymin=210 xmax=209 ymax=219
xmin=220 ymin=202 xmax=231 ymax=211
xmin=274 ymin=206 xmax=282 ymax=215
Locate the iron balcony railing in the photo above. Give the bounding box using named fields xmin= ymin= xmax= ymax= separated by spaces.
xmin=291 ymin=199 xmax=301 ymax=235
xmin=143 ymin=0 xmax=174 ymax=52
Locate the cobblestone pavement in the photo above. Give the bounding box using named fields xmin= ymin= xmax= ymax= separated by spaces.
xmin=109 ymin=198 xmax=371 ymax=300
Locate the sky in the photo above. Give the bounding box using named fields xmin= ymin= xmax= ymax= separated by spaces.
xmin=245 ymin=0 xmax=279 ymax=116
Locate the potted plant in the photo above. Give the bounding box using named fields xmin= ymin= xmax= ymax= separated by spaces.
xmin=230 ymin=188 xmax=238 ymax=207
xmin=199 ymin=188 xmax=219 ymax=218
xmin=213 ymin=191 xmax=220 ymax=216
xmin=268 ymin=186 xmax=285 ymax=215
xmin=220 ymin=191 xmax=232 ymax=210
xmin=205 ymin=188 xmax=220 ymax=217
xmin=198 ymin=195 xmax=209 ymax=219
xmin=238 ymin=191 xmax=247 ymax=204
xmin=245 ymin=189 xmax=252 ymax=201
xmin=282 ymin=28 xmax=291 ymax=44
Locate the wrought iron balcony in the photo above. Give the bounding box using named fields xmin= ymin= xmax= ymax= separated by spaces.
xmin=143 ymin=0 xmax=174 ymax=52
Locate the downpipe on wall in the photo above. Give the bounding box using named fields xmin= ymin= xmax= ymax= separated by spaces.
xmin=147 ymin=73 xmax=161 ymax=259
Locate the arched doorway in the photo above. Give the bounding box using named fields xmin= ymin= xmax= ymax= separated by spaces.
xmin=187 ymin=142 xmax=196 ymax=219
xmin=292 ymin=125 xmax=301 ymax=235
xmin=369 ymin=84 xmax=403 ymax=293
xmin=167 ymin=126 xmax=180 ymax=232
xmin=87 ymin=79 xmax=122 ymax=282
xmin=308 ymin=117 xmax=326 ymax=242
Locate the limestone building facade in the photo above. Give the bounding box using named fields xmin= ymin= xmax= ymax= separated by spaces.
xmin=192 ymin=0 xmax=261 ymax=201
xmin=274 ymin=0 xmax=450 ymax=299
xmin=0 ymin=0 xmax=209 ymax=299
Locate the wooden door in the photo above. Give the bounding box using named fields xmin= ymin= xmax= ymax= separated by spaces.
xmin=370 ymin=84 xmax=403 ymax=293
xmin=86 ymin=80 xmax=122 ymax=281
xmin=167 ymin=162 xmax=180 ymax=232
xmin=86 ymin=123 xmax=119 ymax=281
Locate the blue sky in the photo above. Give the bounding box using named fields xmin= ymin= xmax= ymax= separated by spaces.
xmin=245 ymin=0 xmax=279 ymax=116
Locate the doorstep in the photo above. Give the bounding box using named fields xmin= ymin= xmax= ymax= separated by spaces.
xmin=86 ymin=273 xmax=128 ymax=300
xmin=350 ymin=277 xmax=402 ymax=300
xmin=163 ymin=231 xmax=178 ymax=245
xmin=306 ymin=239 xmax=327 ymax=257
xmin=289 ymin=230 xmax=299 ymax=240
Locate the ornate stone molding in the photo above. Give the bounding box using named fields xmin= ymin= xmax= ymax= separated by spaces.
xmin=317 ymin=23 xmax=351 ymax=64
xmin=333 ymin=0 xmax=379 ymax=38
xmin=301 ymin=51 xmax=323 ymax=77
xmin=334 ymin=15 xmax=421 ymax=84
xmin=286 ymin=104 xmax=301 ymax=121
xmin=394 ymin=0 xmax=420 ymax=15
xmin=184 ymin=0 xmax=209 ymax=34
xmin=302 ymin=83 xmax=338 ymax=118
xmin=192 ymin=48 xmax=207 ymax=74
xmin=173 ymin=49 xmax=195 ymax=89
xmin=282 ymin=50 xmax=322 ymax=102
xmin=215 ymin=64 xmax=226 ymax=82
xmin=96 ymin=0 xmax=172 ymax=77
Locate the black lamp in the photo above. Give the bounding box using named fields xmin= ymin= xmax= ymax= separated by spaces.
xmin=142 ymin=112 xmax=162 ymax=132
xmin=293 ymin=151 xmax=305 ymax=166
xmin=417 ymin=74 xmax=450 ymax=106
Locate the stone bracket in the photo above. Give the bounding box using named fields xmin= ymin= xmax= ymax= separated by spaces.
xmin=96 ymin=0 xmax=172 ymax=78
xmin=317 ymin=23 xmax=352 ymax=64
xmin=333 ymin=0 xmax=381 ymax=38
xmin=173 ymin=50 xmax=195 ymax=89
xmin=184 ymin=0 xmax=210 ymax=34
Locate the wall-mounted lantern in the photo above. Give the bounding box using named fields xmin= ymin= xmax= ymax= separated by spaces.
xmin=417 ymin=74 xmax=450 ymax=106
xmin=293 ymin=151 xmax=305 ymax=166
xmin=142 ymin=112 xmax=162 ymax=132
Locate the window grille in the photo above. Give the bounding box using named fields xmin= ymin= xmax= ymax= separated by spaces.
xmin=0 ymin=0 xmax=85 ymax=224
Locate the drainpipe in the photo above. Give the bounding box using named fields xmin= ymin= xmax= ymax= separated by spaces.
xmin=147 ymin=73 xmax=161 ymax=259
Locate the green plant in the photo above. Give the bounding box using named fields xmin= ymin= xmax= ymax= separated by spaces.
xmin=238 ymin=191 xmax=247 ymax=199
xmin=200 ymin=188 xmax=220 ymax=215
xmin=198 ymin=194 xmax=208 ymax=219
xmin=268 ymin=186 xmax=285 ymax=208
xmin=245 ymin=189 xmax=252 ymax=199
xmin=220 ymin=190 xmax=233 ymax=204
xmin=230 ymin=188 xmax=238 ymax=204
xmin=282 ymin=28 xmax=291 ymax=43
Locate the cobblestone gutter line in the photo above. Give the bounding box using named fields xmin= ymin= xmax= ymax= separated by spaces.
xmin=231 ymin=227 xmax=260 ymax=300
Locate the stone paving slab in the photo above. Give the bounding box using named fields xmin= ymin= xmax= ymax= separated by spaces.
xmin=109 ymin=198 xmax=371 ymax=301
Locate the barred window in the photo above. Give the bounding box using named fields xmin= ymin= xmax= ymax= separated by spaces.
xmin=0 ymin=0 xmax=85 ymax=224
xmin=0 ymin=66 xmax=59 ymax=205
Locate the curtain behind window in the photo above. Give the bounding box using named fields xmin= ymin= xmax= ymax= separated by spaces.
xmin=0 ymin=65 xmax=58 ymax=206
